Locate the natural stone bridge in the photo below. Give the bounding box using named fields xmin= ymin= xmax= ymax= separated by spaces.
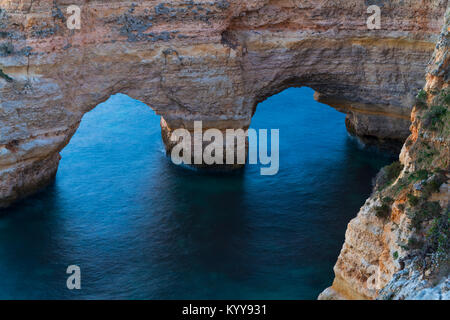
xmin=1 ymin=0 xmax=446 ymax=208
xmin=1 ymin=0 xmax=449 ymax=301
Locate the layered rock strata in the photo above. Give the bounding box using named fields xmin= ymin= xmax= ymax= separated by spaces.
xmin=320 ymin=10 xmax=449 ymax=300
xmin=0 ymin=0 xmax=447 ymax=207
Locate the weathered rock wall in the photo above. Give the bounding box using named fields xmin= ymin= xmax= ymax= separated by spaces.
xmin=1 ymin=0 xmax=449 ymax=301
xmin=1 ymin=0 xmax=447 ymax=207
xmin=320 ymin=10 xmax=449 ymax=300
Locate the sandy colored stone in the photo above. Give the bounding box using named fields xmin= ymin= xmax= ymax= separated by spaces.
xmin=320 ymin=10 xmax=449 ymax=300
xmin=0 ymin=0 xmax=449 ymax=301
xmin=1 ymin=0 xmax=447 ymax=206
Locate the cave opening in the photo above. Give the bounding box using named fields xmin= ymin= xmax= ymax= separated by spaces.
xmin=0 ymin=88 xmax=397 ymax=299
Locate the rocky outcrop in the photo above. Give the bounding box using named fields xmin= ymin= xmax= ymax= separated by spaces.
xmin=320 ymin=10 xmax=449 ymax=300
xmin=0 ymin=0 xmax=447 ymax=207
xmin=1 ymin=0 xmax=449 ymax=300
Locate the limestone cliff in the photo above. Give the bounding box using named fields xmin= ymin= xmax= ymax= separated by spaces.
xmin=320 ymin=10 xmax=449 ymax=300
xmin=0 ymin=0 xmax=447 ymax=207
xmin=0 ymin=0 xmax=449 ymax=300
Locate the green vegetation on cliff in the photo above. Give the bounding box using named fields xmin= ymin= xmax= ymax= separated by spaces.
xmin=375 ymin=85 xmax=449 ymax=278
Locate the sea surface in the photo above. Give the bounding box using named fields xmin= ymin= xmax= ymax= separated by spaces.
xmin=0 ymin=88 xmax=396 ymax=299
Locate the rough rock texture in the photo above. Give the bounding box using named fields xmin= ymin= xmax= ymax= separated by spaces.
xmin=1 ymin=0 xmax=449 ymax=300
xmin=320 ymin=10 xmax=449 ymax=300
xmin=378 ymin=260 xmax=450 ymax=300
xmin=0 ymin=0 xmax=447 ymax=207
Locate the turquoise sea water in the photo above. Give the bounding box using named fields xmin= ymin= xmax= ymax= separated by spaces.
xmin=0 ymin=88 xmax=396 ymax=299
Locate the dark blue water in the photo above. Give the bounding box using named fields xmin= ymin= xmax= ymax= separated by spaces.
xmin=0 ymin=88 xmax=395 ymax=299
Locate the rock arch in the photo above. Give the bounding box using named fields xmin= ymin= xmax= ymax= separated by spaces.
xmin=0 ymin=0 xmax=447 ymax=207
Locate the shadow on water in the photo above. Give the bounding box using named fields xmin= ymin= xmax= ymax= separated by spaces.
xmin=0 ymin=89 xmax=397 ymax=299
xmin=132 ymin=163 xmax=253 ymax=299
xmin=0 ymin=183 xmax=73 ymax=299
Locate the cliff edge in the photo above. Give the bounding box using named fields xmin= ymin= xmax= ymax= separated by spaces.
xmin=320 ymin=9 xmax=449 ymax=300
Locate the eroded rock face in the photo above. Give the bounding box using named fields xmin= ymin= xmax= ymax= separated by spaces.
xmin=0 ymin=0 xmax=449 ymax=301
xmin=0 ymin=0 xmax=447 ymax=207
xmin=320 ymin=11 xmax=449 ymax=300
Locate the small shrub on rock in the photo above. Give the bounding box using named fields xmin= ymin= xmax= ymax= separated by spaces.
xmin=422 ymin=105 xmax=447 ymax=131
xmin=416 ymin=89 xmax=428 ymax=108
xmin=375 ymin=197 xmax=394 ymax=219
xmin=374 ymin=161 xmax=404 ymax=191
xmin=407 ymin=193 xmax=419 ymax=207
